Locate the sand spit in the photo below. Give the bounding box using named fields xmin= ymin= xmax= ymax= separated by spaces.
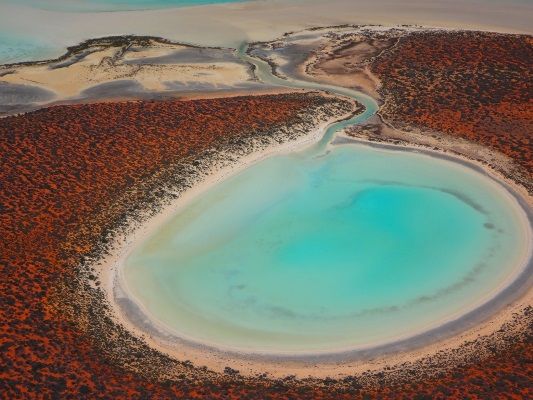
xmin=0 ymin=36 xmax=266 ymax=116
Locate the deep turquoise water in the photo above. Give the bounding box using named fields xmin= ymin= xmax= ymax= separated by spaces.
xmin=123 ymin=144 xmax=529 ymax=353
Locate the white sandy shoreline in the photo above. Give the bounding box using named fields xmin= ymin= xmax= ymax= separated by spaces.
xmin=93 ymin=93 xmax=532 ymax=378
xmin=95 ymin=95 xmax=364 ymax=375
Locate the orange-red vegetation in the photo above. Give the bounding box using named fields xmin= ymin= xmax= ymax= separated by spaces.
xmin=0 ymin=93 xmax=349 ymax=399
xmin=371 ymin=32 xmax=533 ymax=178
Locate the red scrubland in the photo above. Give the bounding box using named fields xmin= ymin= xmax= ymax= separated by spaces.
xmin=0 ymin=93 xmax=349 ymax=398
xmin=371 ymin=31 xmax=533 ymax=179
xmin=0 ymin=89 xmax=531 ymax=398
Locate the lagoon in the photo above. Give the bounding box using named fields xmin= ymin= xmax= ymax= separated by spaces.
xmin=122 ymin=143 xmax=530 ymax=353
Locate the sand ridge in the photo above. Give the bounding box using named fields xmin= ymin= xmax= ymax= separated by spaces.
xmin=0 ymin=36 xmax=260 ymax=115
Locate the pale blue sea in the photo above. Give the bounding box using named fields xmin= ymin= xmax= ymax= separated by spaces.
xmin=0 ymin=0 xmax=530 ymax=64
xmin=0 ymin=31 xmax=59 ymax=64
xmin=9 ymin=0 xmax=243 ymax=12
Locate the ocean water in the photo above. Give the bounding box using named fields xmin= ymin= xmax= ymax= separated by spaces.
xmin=0 ymin=0 xmax=246 ymax=64
xmin=123 ymin=144 xmax=529 ymax=353
xmin=0 ymin=0 xmax=244 ymax=63
xmin=10 ymin=0 xmax=243 ymax=12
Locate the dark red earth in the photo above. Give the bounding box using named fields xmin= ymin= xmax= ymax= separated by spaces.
xmin=372 ymin=32 xmax=533 ymax=180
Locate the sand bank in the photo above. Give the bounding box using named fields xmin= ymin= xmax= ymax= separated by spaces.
xmin=0 ymin=36 xmax=265 ymax=115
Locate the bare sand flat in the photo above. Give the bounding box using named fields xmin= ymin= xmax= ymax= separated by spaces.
xmin=0 ymin=36 xmax=287 ymax=115
xmin=0 ymin=38 xmax=256 ymax=104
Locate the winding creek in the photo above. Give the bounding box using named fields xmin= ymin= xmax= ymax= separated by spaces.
xmin=118 ymin=43 xmax=532 ymax=356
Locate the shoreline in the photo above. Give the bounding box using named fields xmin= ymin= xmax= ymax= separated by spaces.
xmin=94 ymin=96 xmax=532 ymax=378
xmin=1 ymin=0 xmax=532 ymax=65
xmin=91 ymin=92 xmax=366 ymax=377
xmin=0 ymin=35 xmax=228 ymax=69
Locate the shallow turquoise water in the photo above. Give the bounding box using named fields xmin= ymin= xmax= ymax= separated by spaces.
xmin=0 ymin=31 xmax=58 ymax=64
xmin=0 ymin=0 xmax=529 ymax=64
xmin=123 ymin=144 xmax=529 ymax=353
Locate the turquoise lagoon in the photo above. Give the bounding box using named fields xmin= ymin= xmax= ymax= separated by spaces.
xmin=2 ymin=0 xmax=530 ymax=355
xmin=122 ymin=143 xmax=530 ymax=353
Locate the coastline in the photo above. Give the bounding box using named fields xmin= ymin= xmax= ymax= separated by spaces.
xmin=94 ymin=96 xmax=532 ymax=378
xmin=2 ymin=20 xmax=532 ymax=397
xmin=1 ymin=0 xmax=532 ymax=65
